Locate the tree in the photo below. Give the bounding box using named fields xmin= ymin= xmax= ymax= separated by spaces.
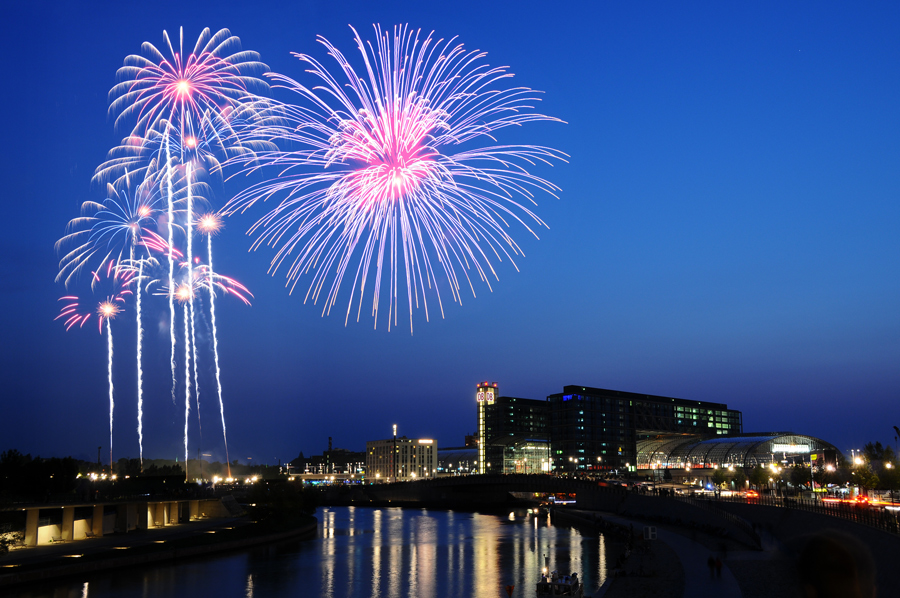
xmin=877 ymin=466 xmax=900 ymax=502
xmin=790 ymin=465 xmax=811 ymax=492
xmin=732 ymin=467 xmax=747 ymax=490
xmin=711 ymin=468 xmax=729 ymax=489
xmin=863 ymin=442 xmax=886 ymax=462
xmin=852 ymin=465 xmax=879 ymax=496
xmin=116 ymin=458 xmax=142 ymax=477
xmin=0 ymin=531 xmax=23 ymax=557
xmin=749 ymin=465 xmax=768 ymax=491
xmin=812 ymin=465 xmax=833 ymax=489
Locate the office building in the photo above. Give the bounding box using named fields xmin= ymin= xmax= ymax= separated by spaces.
xmin=475 ymin=382 xmax=550 ymax=474
xmin=548 ymin=385 xmax=743 ymax=472
xmin=366 ymin=436 xmax=438 ymax=482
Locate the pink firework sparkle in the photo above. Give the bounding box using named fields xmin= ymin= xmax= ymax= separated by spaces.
xmin=156 ymin=264 xmax=252 ymax=307
xmin=227 ymin=24 xmax=566 ymax=331
xmin=56 ymin=260 xmax=134 ymax=333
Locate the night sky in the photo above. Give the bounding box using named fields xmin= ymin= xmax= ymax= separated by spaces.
xmin=1 ymin=1 xmax=898 ymax=466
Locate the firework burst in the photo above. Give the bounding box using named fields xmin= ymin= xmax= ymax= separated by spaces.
xmin=108 ymin=28 xmax=265 ymax=426
xmin=108 ymin=28 xmax=268 ymax=138
xmin=227 ymin=24 xmax=565 ymax=331
xmin=55 ymin=174 xmax=160 ymax=288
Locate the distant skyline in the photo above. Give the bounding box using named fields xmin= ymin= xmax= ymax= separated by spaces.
xmin=1 ymin=1 xmax=898 ymax=465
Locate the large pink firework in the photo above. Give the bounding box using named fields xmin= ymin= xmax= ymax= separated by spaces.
xmin=227 ymin=24 xmax=565 ymax=331
xmin=108 ymin=27 xmax=268 ymax=138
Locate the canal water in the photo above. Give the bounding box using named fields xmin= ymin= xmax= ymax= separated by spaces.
xmin=15 ymin=507 xmax=608 ymax=598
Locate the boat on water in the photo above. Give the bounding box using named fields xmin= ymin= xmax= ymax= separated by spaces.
xmin=536 ymin=570 xmax=586 ymax=597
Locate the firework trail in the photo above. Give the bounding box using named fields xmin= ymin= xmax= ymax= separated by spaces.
xmin=198 ymin=213 xmax=231 ymax=476
xmin=57 ymin=260 xmax=131 ymax=472
xmin=54 ymin=170 xmax=184 ymax=452
xmin=161 ymin=266 xmax=250 ymax=480
xmin=107 ymin=28 xmax=268 ymax=424
xmin=96 ymin=110 xmax=275 ymax=189
xmin=184 ymin=163 xmax=203 ymax=442
xmin=226 ymin=24 xmax=565 ymax=332
xmin=105 ymin=315 xmax=115 ymax=473
xmin=183 ymin=298 xmax=191 ymax=479
xmin=166 ymin=133 xmax=177 ymax=404
xmin=136 ymin=257 xmax=144 ymax=469
xmin=175 ymin=283 xmax=192 ymax=479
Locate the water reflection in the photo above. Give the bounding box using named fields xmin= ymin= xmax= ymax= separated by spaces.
xmin=13 ymin=507 xmax=609 ymax=598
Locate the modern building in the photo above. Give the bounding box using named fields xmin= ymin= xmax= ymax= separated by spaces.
xmin=475 ymin=382 xmax=551 ymax=475
xmin=366 ymin=436 xmax=438 ymax=482
xmin=547 ymin=385 xmax=743 ymax=473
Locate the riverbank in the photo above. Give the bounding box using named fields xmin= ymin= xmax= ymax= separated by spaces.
xmin=0 ymin=514 xmax=317 ymax=589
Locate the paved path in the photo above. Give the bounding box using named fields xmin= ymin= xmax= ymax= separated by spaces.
xmin=1 ymin=517 xmax=246 ymax=568
xmin=601 ymin=513 xmax=743 ymax=598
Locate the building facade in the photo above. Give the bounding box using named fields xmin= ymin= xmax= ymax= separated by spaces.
xmin=475 ymin=382 xmax=551 ymax=474
xmin=366 ymin=436 xmax=438 ymax=482
xmin=547 ymin=385 xmax=742 ymax=473
xmin=636 ymin=432 xmax=840 ymax=471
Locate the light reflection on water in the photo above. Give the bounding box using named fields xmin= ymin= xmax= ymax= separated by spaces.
xmin=12 ymin=507 xmax=607 ymax=598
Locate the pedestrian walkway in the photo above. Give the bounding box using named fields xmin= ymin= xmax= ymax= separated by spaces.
xmin=601 ymin=512 xmax=743 ymax=598
xmin=1 ymin=516 xmax=246 ymax=568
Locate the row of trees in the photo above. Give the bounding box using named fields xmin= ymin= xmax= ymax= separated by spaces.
xmin=0 ymin=448 xmax=301 ymax=504
xmin=706 ymin=440 xmax=900 ymax=497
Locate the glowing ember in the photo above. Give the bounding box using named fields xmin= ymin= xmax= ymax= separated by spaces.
xmin=197 ymin=213 xmax=223 ymax=235
xmin=175 ymin=284 xmax=193 ymax=303
xmin=98 ymin=301 xmax=120 ymax=319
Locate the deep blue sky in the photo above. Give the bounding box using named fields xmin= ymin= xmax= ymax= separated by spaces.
xmin=1 ymin=1 xmax=898 ymax=466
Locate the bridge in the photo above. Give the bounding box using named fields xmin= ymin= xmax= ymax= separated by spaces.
xmin=321 ymin=474 xmax=900 ymax=539
xmin=323 ymin=473 xmax=624 ymax=508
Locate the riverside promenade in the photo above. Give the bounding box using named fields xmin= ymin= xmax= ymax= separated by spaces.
xmin=0 ymin=514 xmax=317 ymax=589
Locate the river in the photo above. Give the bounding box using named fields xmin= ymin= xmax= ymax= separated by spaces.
xmin=15 ymin=506 xmax=609 ymax=597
